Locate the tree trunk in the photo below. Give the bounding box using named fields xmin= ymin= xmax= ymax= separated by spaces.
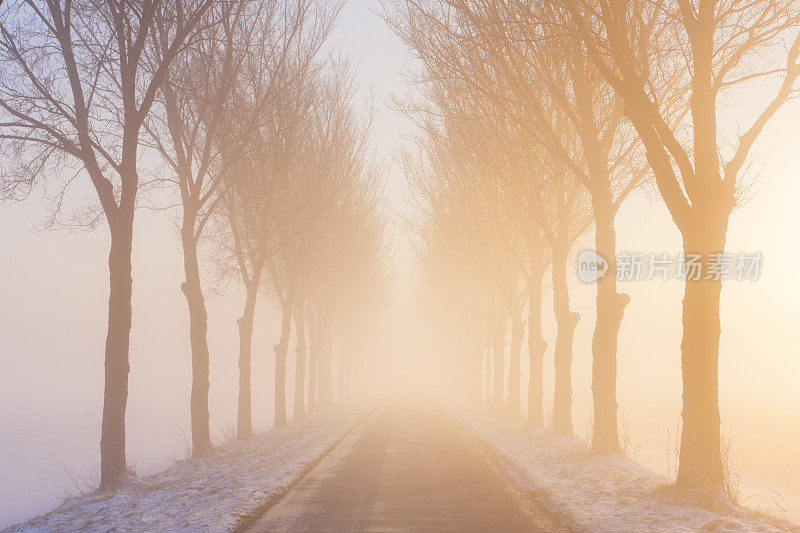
xmin=181 ymin=220 xmax=213 ymax=457
xmin=527 ymin=272 xmax=547 ymax=427
xmin=492 ymin=305 xmax=506 ymax=414
xmin=317 ymin=319 xmax=334 ymax=407
xmin=99 ymin=212 xmax=134 ymax=490
xmin=552 ymin=241 xmax=578 ymax=435
xmin=571 ymin=47 xmax=627 ymax=453
xmin=273 ymin=287 xmax=295 ymax=428
xmin=483 ymin=330 xmax=491 ymax=405
xmin=676 ymin=210 xmax=729 ymax=490
xmin=293 ymin=296 xmax=307 ymax=420
xmin=468 ymin=323 xmax=483 ymax=402
xmin=507 ymin=315 xmax=524 ymax=419
xmin=591 ymin=207 xmax=629 ymax=454
xmin=236 ymin=279 xmax=259 ymax=440
xmin=346 ymin=347 xmax=356 ymax=400
xmin=338 ymin=338 xmax=347 ymax=403
xmin=308 ymin=319 xmax=318 ymax=412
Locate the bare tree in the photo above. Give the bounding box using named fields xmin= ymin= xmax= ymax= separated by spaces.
xmin=266 ymin=253 xmax=296 ymax=427
xmin=0 ymin=0 xmax=212 ymax=489
xmin=329 ymin=162 xmax=389 ymax=403
xmin=388 ymin=0 xmax=648 ymax=448
xmin=218 ymin=151 xmax=273 ymax=440
xmin=145 ymin=0 xmax=258 ymax=456
xmin=402 ymin=101 xmax=534 ymax=417
xmin=208 ymin=0 xmax=337 ymax=438
xmin=298 ymin=59 xmax=375 ymax=410
xmin=293 ymin=292 xmax=308 ymax=418
xmin=262 ymin=53 xmax=322 ymax=427
xmin=563 ymin=0 xmax=800 ymax=490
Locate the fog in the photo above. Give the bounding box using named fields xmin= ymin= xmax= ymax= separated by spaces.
xmin=1 ymin=0 xmax=800 ymax=529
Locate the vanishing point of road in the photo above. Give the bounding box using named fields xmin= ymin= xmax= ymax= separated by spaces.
xmin=244 ymin=404 xmax=569 ymax=532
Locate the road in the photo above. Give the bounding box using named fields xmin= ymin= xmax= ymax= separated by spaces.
xmin=244 ymin=405 xmax=568 ymax=532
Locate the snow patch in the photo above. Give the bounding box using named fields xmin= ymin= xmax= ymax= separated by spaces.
xmin=457 ymin=412 xmax=798 ymax=533
xmin=5 ymin=408 xmax=367 ymax=533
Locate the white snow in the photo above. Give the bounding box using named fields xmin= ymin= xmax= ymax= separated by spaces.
xmin=4 ymin=408 xmax=368 ymax=533
xmin=457 ymin=411 xmax=799 ymax=533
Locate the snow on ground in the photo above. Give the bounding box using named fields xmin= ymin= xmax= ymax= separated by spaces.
xmin=457 ymin=411 xmax=799 ymax=533
xmin=4 ymin=407 xmax=368 ymax=533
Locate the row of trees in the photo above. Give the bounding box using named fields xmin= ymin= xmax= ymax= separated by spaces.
xmin=0 ymin=0 xmax=388 ymax=490
xmin=390 ymin=0 xmax=800 ymax=495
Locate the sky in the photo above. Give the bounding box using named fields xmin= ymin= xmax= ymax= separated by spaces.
xmin=1 ymin=0 xmax=800 ymax=527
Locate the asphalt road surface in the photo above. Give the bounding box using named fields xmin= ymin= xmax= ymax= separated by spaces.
xmin=245 ymin=404 xmax=568 ymax=532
